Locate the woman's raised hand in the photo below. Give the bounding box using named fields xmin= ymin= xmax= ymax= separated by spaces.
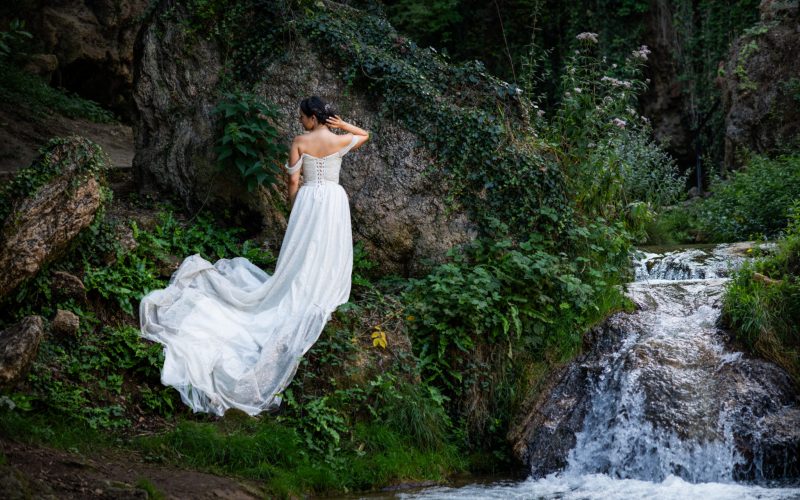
xmin=325 ymin=115 xmax=345 ymax=129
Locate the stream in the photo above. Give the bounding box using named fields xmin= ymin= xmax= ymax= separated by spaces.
xmin=394 ymin=243 xmax=800 ymax=499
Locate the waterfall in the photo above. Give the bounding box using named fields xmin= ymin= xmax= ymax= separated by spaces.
xmin=402 ymin=243 xmax=800 ymax=499
xmin=564 ymin=243 xmax=797 ymax=484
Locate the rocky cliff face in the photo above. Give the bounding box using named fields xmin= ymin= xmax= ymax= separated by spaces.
xmin=721 ymin=0 xmax=800 ymax=169
xmin=4 ymin=0 xmax=150 ymax=121
xmin=639 ymin=0 xmax=694 ymax=167
xmin=132 ymin=1 xmax=476 ymax=275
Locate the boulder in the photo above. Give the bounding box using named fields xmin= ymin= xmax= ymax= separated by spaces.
xmin=51 ymin=271 xmax=87 ymax=303
xmin=132 ymin=1 xmax=476 ymax=275
xmin=51 ymin=309 xmax=80 ymax=336
xmin=0 ymin=136 xmax=109 ymax=300
xmin=0 ymin=316 xmax=46 ymax=388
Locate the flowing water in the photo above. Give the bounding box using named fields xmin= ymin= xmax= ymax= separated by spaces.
xmin=392 ymin=243 xmax=800 ymax=500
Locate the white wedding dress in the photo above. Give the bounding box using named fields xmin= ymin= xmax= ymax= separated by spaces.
xmin=139 ymin=135 xmax=358 ymax=416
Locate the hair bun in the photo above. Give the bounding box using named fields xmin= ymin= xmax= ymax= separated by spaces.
xmin=300 ymin=96 xmax=336 ymax=125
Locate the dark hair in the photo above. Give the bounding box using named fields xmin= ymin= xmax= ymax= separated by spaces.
xmin=299 ymin=96 xmax=336 ymax=125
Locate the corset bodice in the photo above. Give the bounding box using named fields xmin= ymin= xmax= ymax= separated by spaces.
xmin=284 ymin=135 xmax=359 ymax=185
xmin=301 ymin=154 xmax=343 ymax=185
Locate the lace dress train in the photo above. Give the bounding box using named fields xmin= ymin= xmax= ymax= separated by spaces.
xmin=139 ymin=135 xmax=358 ymax=416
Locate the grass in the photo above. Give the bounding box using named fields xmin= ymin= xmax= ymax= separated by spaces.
xmin=133 ymin=418 xmax=465 ymax=497
xmin=721 ymin=205 xmax=800 ymax=388
xmin=0 ymin=60 xmax=118 ymax=123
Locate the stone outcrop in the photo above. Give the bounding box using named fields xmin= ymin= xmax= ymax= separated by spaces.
xmin=0 ymin=136 xmax=108 ymax=300
xmin=0 ymin=316 xmax=46 ymax=388
xmin=4 ymin=0 xmax=150 ymax=120
xmin=720 ymin=0 xmax=800 ymax=168
xmin=508 ymin=322 xmax=626 ymax=477
xmin=132 ymin=1 xmax=475 ymax=275
xmin=51 ymin=309 xmax=80 ymax=336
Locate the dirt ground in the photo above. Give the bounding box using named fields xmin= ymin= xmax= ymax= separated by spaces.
xmin=0 ymin=105 xmax=134 ymax=178
xmin=0 ymin=439 xmax=264 ymax=499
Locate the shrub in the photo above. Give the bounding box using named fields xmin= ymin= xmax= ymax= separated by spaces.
xmin=697 ymin=154 xmax=800 ymax=241
xmin=722 ymin=202 xmax=800 ymax=386
xmin=211 ymin=90 xmax=288 ymax=191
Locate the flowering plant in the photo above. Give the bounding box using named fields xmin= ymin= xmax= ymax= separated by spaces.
xmin=540 ymin=32 xmax=685 ymax=236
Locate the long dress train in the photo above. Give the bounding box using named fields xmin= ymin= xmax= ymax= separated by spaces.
xmin=138 ymin=135 xmax=358 ymax=416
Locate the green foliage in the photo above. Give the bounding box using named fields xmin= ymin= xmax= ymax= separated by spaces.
xmin=134 ymin=416 xmax=463 ymax=497
xmin=696 ymin=154 xmax=800 ymax=241
xmin=722 ymin=204 xmax=800 ymax=386
xmin=0 ymin=18 xmax=32 ymax=61
xmin=159 ymin=0 xmax=290 ymax=84
xmin=0 ymin=202 xmax=277 ymax=429
xmin=404 ymin=228 xmax=631 ymax=394
xmin=0 ymin=136 xmax=111 ymax=224
xmin=300 ymin=2 xmax=569 ymax=239
xmin=403 ymin=218 xmax=633 ymax=446
xmin=0 ymin=61 xmax=117 ymax=123
xmin=544 ymin=34 xmax=686 ymax=220
xmin=782 ymin=77 xmax=800 ymax=103
xmin=135 ymin=479 xmax=166 ymax=500
xmin=670 ymin=0 xmax=761 ymax=165
xmin=211 ymin=90 xmax=288 ymax=191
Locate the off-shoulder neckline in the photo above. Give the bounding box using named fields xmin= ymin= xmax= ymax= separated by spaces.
xmin=299 ymin=134 xmax=358 ymax=160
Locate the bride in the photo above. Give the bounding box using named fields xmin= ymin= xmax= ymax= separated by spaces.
xmin=139 ymin=96 xmax=369 ymax=416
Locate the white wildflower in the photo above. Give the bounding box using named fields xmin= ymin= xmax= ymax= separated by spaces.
xmin=612 ymin=118 xmax=627 ymax=129
xmin=631 ymin=45 xmax=651 ymax=61
xmin=576 ymin=32 xmax=599 ymax=43
xmin=574 ymin=87 xmax=582 ymax=93
xmin=565 ymin=91 xmax=572 ymax=98
xmin=537 ymin=109 xmax=546 ymax=117
xmin=626 ymin=106 xmax=637 ymax=115
xmin=612 ymin=63 xmax=618 ymax=69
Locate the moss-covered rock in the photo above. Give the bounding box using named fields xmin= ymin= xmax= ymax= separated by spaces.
xmin=0 ymin=135 xmax=110 ymax=299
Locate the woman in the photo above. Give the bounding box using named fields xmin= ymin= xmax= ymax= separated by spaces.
xmin=139 ymin=96 xmax=369 ymax=416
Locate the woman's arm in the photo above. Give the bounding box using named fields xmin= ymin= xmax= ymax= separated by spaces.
xmin=287 ymin=138 xmax=301 ymax=207
xmin=325 ymin=115 xmax=370 ymax=151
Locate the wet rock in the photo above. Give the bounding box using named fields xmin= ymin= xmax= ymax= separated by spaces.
xmin=0 ymin=315 xmax=46 ymax=388
xmin=511 ymin=245 xmax=800 ymax=483
xmin=509 ymin=322 xmax=628 ymax=477
xmin=132 ymin=1 xmax=476 ymax=276
xmin=51 ymin=309 xmax=80 ymax=336
xmin=0 ymin=136 xmax=108 ymax=300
